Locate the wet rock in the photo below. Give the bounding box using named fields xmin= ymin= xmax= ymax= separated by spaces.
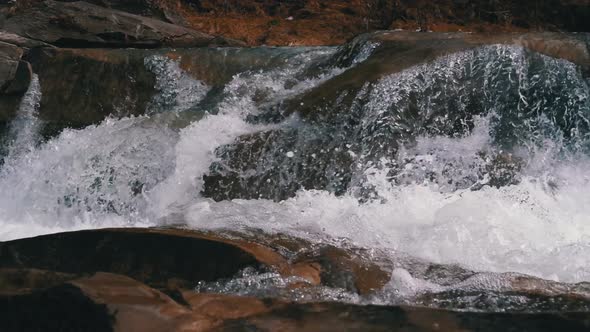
xmin=4 ymin=271 xmax=590 ymax=332
xmin=0 ymin=40 xmax=32 ymax=132
xmin=20 ymin=47 xmax=297 ymax=136
xmin=73 ymin=273 xmax=199 ymax=332
xmin=0 ymin=228 xmax=264 ymax=289
xmin=203 ymin=32 xmax=590 ymax=202
xmin=0 ymin=282 xmax=114 ymax=332
xmin=1 ymin=229 xmax=590 ymax=331
xmin=0 ymin=41 xmax=27 ymax=93
xmin=191 ymin=229 xmax=391 ymax=296
xmin=0 ymin=228 xmax=391 ymax=296
xmin=24 ymin=47 xmax=157 ymax=133
xmin=0 ymin=268 xmax=77 ymax=295
xmin=295 ymin=246 xmax=390 ymax=295
xmin=2 ymin=0 xmax=244 ymax=48
xmin=290 ymin=32 xmax=590 ymax=121
xmin=203 ymin=128 xmax=355 ymax=202
xmin=220 ymin=302 xmax=590 ymax=332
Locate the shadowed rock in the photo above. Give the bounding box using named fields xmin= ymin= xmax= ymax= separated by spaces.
xmin=0 ymin=228 xmax=267 ymax=290
xmin=24 ymin=47 xmax=156 ymax=134
xmin=1 ymin=228 xmax=590 ymax=330
xmin=0 ymin=228 xmax=391 ymax=296
xmin=2 ymin=272 xmax=590 ymax=332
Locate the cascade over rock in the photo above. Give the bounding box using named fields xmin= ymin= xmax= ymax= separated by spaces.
xmin=0 ymin=0 xmax=590 ymax=322
xmin=203 ymin=31 xmax=590 ymax=202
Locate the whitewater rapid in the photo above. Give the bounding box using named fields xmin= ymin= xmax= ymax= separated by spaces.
xmin=1 ymin=43 xmax=589 ymax=292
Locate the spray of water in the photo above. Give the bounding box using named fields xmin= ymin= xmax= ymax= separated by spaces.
xmin=0 ymin=43 xmax=589 ymax=309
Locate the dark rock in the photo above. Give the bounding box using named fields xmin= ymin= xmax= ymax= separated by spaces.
xmin=294 ymin=246 xmax=390 ymax=295
xmin=3 ymin=271 xmax=590 ymax=332
xmin=0 ymin=40 xmax=31 ymax=134
xmin=25 ymin=47 xmax=157 ymax=132
xmin=0 ymin=40 xmax=23 ymax=92
xmin=202 ymin=32 xmax=590 ymax=202
xmin=0 ymin=228 xmax=392 ymax=296
xmin=0 ymin=228 xmax=264 ymax=289
xmin=203 ymin=127 xmax=356 ymax=202
xmin=1 ymin=229 xmax=590 ymax=331
xmin=290 ymin=32 xmax=590 ymax=122
xmin=3 ymin=0 xmax=244 ymax=48
xmin=0 ymin=94 xmax=20 ymax=127
xmin=0 ymin=31 xmax=53 ymax=48
xmin=220 ymin=302 xmax=590 ymax=332
xmin=0 ymin=268 xmax=77 ymax=295
xmin=0 ymin=283 xmax=114 ymax=332
xmin=3 ymin=60 xmax=32 ymax=94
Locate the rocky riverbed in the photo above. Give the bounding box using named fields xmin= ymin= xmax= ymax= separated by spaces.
xmin=0 ymin=1 xmax=590 ymax=331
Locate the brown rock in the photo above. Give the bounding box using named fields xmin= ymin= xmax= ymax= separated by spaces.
xmin=3 ymin=0 xmax=244 ymax=48
xmin=0 ymin=40 xmax=31 ymax=127
xmin=73 ymin=273 xmax=199 ymax=332
xmin=3 ymin=60 xmax=32 ymax=95
xmin=0 ymin=40 xmax=23 ymax=91
xmin=0 ymin=268 xmax=77 ymax=295
xmin=0 ymin=228 xmax=264 ymax=290
xmin=24 ymin=47 xmax=157 ymax=133
xmin=0 ymin=31 xmax=53 ymax=48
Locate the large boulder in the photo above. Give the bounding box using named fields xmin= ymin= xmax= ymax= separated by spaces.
xmin=2 ymin=228 xmax=590 ymax=330
xmin=0 ymin=227 xmax=390 ymax=294
xmin=0 ymin=228 xmax=264 ymax=289
xmin=1 ymin=0 xmax=244 ymax=48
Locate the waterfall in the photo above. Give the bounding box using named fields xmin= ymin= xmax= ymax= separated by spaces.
xmin=1 ymin=42 xmax=590 ymax=308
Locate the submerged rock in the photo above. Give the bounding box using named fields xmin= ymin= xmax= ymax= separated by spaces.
xmin=203 ymin=32 xmax=590 ymax=202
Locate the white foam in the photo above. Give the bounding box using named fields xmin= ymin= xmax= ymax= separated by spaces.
xmin=1 ymin=45 xmax=590 ymax=291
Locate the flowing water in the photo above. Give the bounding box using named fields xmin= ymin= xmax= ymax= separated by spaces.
xmin=1 ymin=40 xmax=590 ymax=311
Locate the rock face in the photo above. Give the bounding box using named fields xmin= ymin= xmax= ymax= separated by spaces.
xmin=2 ymin=0 xmax=244 ymax=48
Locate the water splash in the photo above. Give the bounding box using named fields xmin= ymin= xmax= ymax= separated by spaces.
xmin=144 ymin=55 xmax=210 ymax=114
xmin=0 ymin=44 xmax=589 ymax=311
xmin=6 ymin=74 xmax=42 ymax=158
